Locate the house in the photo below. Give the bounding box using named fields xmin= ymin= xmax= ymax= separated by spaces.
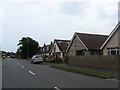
xmin=41 ymin=42 xmax=52 ymax=56
xmin=51 ymin=39 xmax=70 ymax=58
xmin=67 ymin=32 xmax=108 ymax=56
xmin=100 ymin=22 xmax=120 ymax=55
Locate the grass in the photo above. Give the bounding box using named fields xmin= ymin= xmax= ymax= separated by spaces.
xmin=50 ymin=65 xmax=113 ymax=79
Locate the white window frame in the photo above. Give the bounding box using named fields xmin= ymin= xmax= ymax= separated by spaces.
xmin=75 ymin=40 xmax=79 ymax=46
xmin=69 ymin=51 xmax=74 ymax=56
xmin=46 ymin=47 xmax=49 ymax=51
xmin=107 ymin=47 xmax=119 ymax=55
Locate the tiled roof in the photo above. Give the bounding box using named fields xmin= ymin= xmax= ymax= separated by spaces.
xmin=55 ymin=39 xmax=70 ymax=52
xmin=76 ymin=33 xmax=108 ymax=50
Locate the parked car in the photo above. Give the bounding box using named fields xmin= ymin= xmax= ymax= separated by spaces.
xmin=2 ymin=56 xmax=6 ymax=59
xmin=31 ymin=55 xmax=43 ymax=64
xmin=10 ymin=53 xmax=16 ymax=58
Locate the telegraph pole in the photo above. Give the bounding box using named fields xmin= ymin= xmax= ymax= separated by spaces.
xmin=27 ymin=38 xmax=29 ymax=59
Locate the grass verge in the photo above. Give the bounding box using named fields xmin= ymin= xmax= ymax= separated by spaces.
xmin=50 ymin=65 xmax=113 ymax=79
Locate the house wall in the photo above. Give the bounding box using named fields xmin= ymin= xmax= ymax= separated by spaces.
xmin=51 ymin=42 xmax=64 ymax=58
xmin=90 ymin=50 xmax=102 ymax=55
xmin=103 ymin=29 xmax=119 ymax=55
xmin=51 ymin=42 xmax=61 ymax=53
xmin=118 ymin=26 xmax=120 ymax=55
xmin=68 ymin=55 xmax=119 ymax=70
xmin=68 ymin=36 xmax=86 ymax=56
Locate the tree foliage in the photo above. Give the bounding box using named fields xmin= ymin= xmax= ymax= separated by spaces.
xmin=17 ymin=37 xmax=40 ymax=59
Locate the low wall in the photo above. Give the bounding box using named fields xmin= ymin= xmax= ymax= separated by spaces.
xmin=68 ymin=55 xmax=120 ymax=70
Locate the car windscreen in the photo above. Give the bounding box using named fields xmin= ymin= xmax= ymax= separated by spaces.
xmin=35 ymin=56 xmax=41 ymax=58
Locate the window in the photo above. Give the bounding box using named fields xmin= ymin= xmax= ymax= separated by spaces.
xmin=76 ymin=50 xmax=84 ymax=56
xmin=107 ymin=47 xmax=119 ymax=55
xmin=46 ymin=47 xmax=49 ymax=51
xmin=69 ymin=51 xmax=74 ymax=56
xmin=75 ymin=40 xmax=79 ymax=46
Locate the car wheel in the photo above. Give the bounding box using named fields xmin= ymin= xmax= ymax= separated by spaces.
xmin=31 ymin=61 xmax=34 ymax=64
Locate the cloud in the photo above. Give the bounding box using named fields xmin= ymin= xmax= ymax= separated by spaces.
xmin=0 ymin=4 xmax=5 ymax=45
xmin=0 ymin=0 xmax=119 ymax=52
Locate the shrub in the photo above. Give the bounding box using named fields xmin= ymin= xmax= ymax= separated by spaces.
xmin=50 ymin=57 xmax=55 ymax=63
xmin=55 ymin=56 xmax=63 ymax=63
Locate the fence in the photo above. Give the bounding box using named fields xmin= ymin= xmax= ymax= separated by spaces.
xmin=68 ymin=55 xmax=120 ymax=70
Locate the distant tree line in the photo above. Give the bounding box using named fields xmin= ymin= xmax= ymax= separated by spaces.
xmin=17 ymin=37 xmax=40 ymax=59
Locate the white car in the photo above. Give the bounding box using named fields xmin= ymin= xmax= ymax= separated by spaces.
xmin=31 ymin=55 xmax=43 ymax=64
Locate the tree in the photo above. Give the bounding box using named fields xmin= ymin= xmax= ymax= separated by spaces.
xmin=17 ymin=37 xmax=40 ymax=59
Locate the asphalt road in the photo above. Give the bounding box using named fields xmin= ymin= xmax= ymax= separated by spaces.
xmin=2 ymin=58 xmax=118 ymax=89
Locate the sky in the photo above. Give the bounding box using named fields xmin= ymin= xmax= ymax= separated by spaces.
xmin=0 ymin=0 xmax=119 ymax=52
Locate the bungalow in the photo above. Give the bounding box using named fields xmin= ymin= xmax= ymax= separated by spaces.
xmin=67 ymin=32 xmax=108 ymax=56
xmin=100 ymin=22 xmax=120 ymax=55
xmin=51 ymin=39 xmax=70 ymax=58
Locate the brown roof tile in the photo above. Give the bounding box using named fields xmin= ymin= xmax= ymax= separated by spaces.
xmin=76 ymin=33 xmax=108 ymax=50
xmin=55 ymin=39 xmax=70 ymax=52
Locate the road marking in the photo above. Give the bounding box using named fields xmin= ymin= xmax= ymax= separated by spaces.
xmin=106 ymin=78 xmax=119 ymax=82
xmin=54 ymin=87 xmax=61 ymax=90
xmin=21 ymin=66 xmax=24 ymax=68
xmin=29 ymin=71 xmax=35 ymax=75
xmin=18 ymin=63 xmax=20 ymax=65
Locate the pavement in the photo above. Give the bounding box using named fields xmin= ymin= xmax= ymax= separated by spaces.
xmin=2 ymin=58 xmax=119 ymax=88
xmin=44 ymin=62 xmax=119 ymax=79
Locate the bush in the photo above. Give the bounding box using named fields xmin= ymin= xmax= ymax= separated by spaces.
xmin=43 ymin=55 xmax=65 ymax=64
xmin=45 ymin=57 xmax=50 ymax=62
xmin=42 ymin=55 xmax=48 ymax=61
xmin=50 ymin=57 xmax=55 ymax=63
xmin=55 ymin=56 xmax=63 ymax=63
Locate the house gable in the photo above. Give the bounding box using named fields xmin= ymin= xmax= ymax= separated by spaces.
xmin=68 ymin=35 xmax=87 ymax=52
xmin=101 ymin=23 xmax=120 ymax=55
xmin=51 ymin=42 xmax=61 ymax=53
xmin=67 ymin=33 xmax=88 ymax=56
xmin=101 ymin=22 xmax=120 ymax=49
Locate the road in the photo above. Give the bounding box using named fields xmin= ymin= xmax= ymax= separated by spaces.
xmin=2 ymin=58 xmax=118 ymax=89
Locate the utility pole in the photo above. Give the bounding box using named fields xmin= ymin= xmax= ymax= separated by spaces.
xmin=27 ymin=38 xmax=29 ymax=59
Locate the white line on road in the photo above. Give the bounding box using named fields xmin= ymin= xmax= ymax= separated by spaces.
xmin=106 ymin=78 xmax=119 ymax=82
xmin=21 ymin=66 xmax=24 ymax=68
xmin=29 ymin=71 xmax=35 ymax=75
xmin=54 ymin=87 xmax=61 ymax=90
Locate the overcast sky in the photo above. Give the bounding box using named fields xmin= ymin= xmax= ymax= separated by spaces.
xmin=0 ymin=0 xmax=119 ymax=52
